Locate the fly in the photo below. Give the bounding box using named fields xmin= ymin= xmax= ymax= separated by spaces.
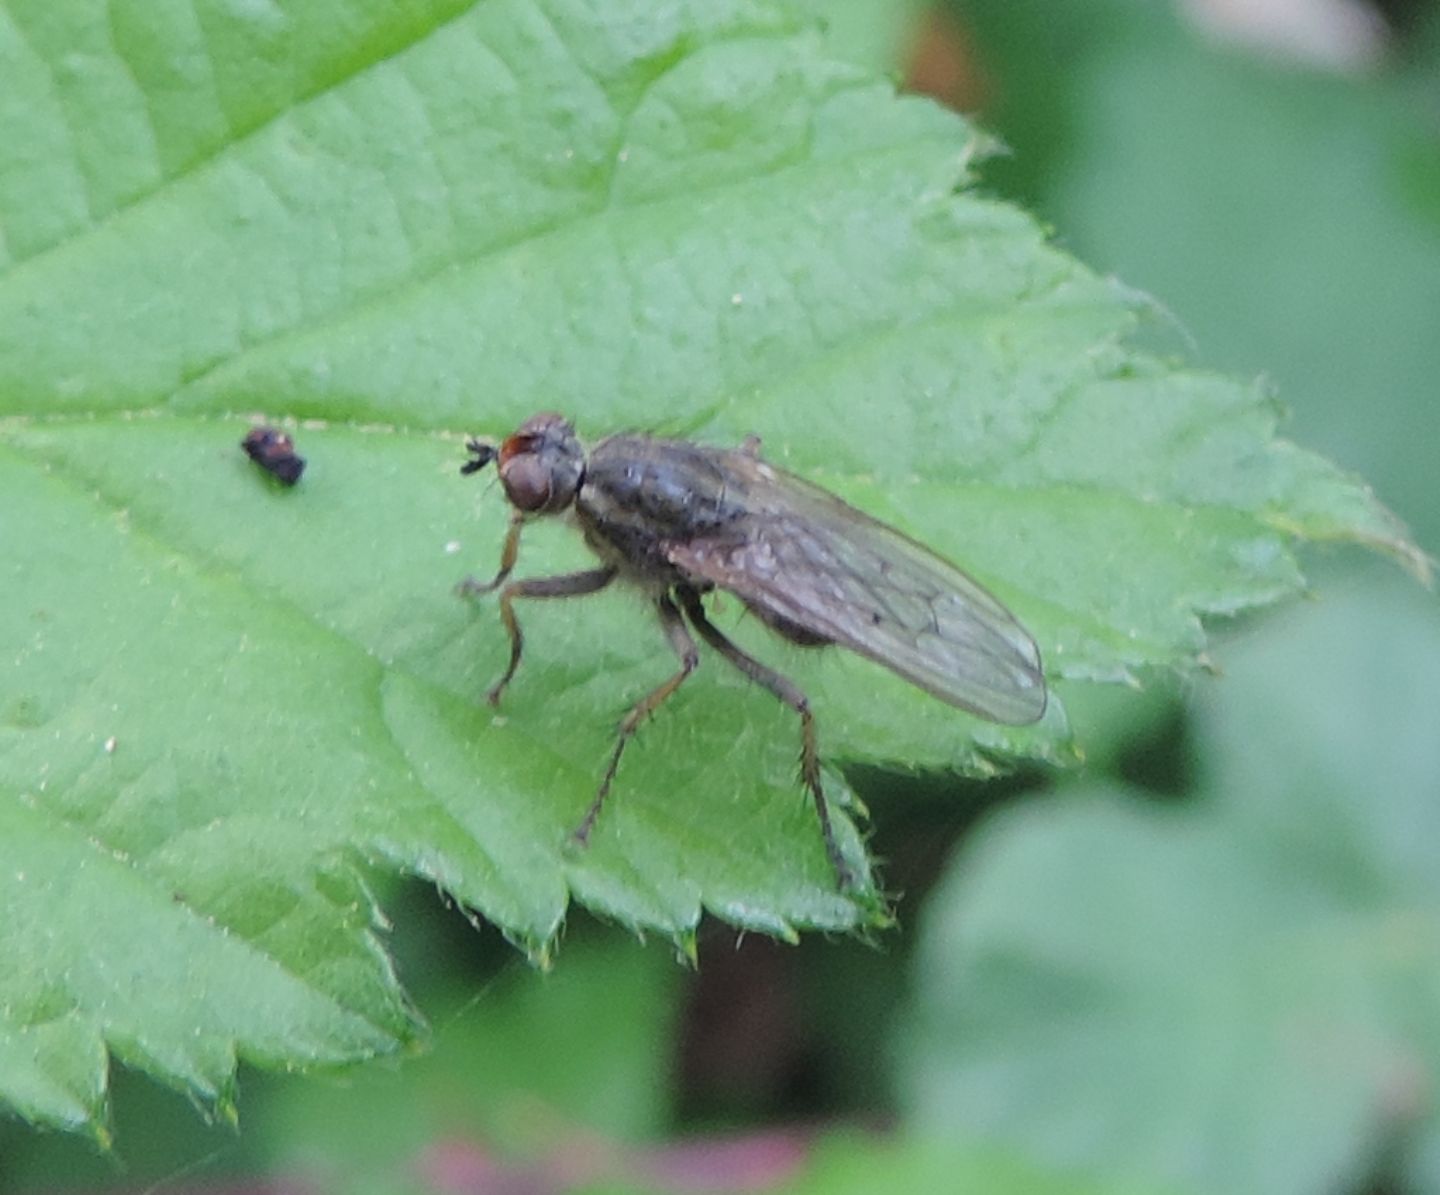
xmin=458 ymin=413 xmax=1046 ymax=890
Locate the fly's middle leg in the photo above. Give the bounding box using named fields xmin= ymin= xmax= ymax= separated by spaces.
xmin=676 ymin=587 xmax=857 ymax=891
xmin=479 ymin=566 xmax=617 ymax=705
xmin=575 ymin=593 xmax=699 ymax=846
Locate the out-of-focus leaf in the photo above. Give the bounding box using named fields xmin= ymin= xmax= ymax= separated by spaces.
xmin=775 ymin=1131 xmax=1169 ymax=1195
xmin=0 ymin=0 xmax=1417 ymax=1135
xmin=954 ymin=0 xmax=1440 ymax=551
xmin=251 ymin=933 xmax=679 ymax=1195
xmin=1199 ymin=582 xmax=1440 ymax=892
xmin=899 ymin=581 xmax=1440 ymax=1195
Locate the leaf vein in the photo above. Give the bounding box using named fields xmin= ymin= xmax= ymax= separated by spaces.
xmin=2 ymin=0 xmax=487 ymax=275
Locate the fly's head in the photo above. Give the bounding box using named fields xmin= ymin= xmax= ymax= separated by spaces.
xmin=462 ymin=412 xmax=584 ymax=515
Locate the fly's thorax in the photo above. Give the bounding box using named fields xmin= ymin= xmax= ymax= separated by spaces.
xmin=582 ymin=436 xmax=751 ymax=531
xmin=575 ymin=436 xmax=750 ymax=582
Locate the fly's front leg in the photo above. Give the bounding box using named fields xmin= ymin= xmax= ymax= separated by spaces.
xmin=457 ymin=513 xmax=525 ymax=597
xmin=484 ymin=566 xmax=618 ymax=706
xmin=574 ymin=594 xmax=699 ymax=846
xmin=676 ymin=587 xmax=857 ymax=891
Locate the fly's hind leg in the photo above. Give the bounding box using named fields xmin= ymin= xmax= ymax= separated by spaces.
xmin=675 ymin=587 xmax=857 ymax=891
xmin=480 ymin=566 xmax=617 ymax=706
xmin=574 ymin=593 xmax=700 ymax=846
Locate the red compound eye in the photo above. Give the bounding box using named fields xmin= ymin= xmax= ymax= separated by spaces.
xmin=463 ymin=414 xmax=582 ymax=515
xmin=498 ymin=449 xmax=554 ymax=512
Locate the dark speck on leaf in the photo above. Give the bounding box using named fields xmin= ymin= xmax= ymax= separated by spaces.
xmin=242 ymin=426 xmax=305 ymax=486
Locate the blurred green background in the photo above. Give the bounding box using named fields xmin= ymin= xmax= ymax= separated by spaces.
xmin=4 ymin=1 xmax=1437 ymax=1192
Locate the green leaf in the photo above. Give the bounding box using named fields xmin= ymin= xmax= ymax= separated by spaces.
xmin=0 ymin=0 xmax=1416 ymax=1135
xmin=790 ymin=0 xmax=927 ymax=71
xmin=775 ymin=1133 xmax=1171 ymax=1195
xmin=898 ymin=581 xmax=1440 ymax=1195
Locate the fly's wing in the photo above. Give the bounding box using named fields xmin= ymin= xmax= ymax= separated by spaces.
xmin=664 ymin=454 xmax=1046 ymax=725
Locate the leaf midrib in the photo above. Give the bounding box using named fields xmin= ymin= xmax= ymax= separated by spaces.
xmin=2 ymin=410 xmax=1276 ymax=673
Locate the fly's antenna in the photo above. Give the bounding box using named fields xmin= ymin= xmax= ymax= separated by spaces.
xmin=461 ymin=437 xmax=498 ymax=476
